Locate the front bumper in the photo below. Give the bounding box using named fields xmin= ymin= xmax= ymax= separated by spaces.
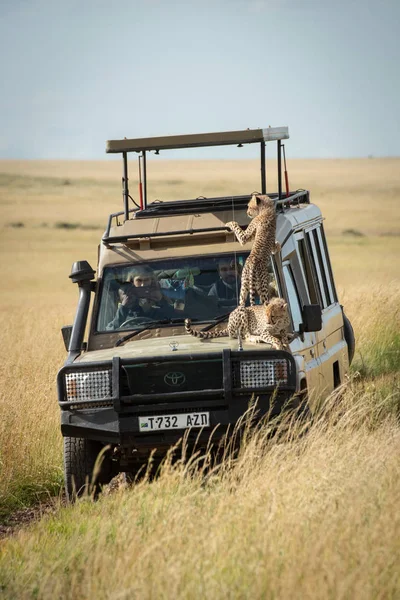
xmin=57 ymin=349 xmax=297 ymax=447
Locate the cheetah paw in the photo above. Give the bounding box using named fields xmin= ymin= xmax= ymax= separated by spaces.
xmin=225 ymin=221 xmax=237 ymax=230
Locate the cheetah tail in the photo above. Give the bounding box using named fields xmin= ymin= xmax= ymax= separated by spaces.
xmin=249 ymin=283 xmax=256 ymax=306
xmin=184 ymin=318 xmax=228 ymax=339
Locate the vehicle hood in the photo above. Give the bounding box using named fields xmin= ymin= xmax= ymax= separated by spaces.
xmin=76 ymin=334 xmax=274 ymax=363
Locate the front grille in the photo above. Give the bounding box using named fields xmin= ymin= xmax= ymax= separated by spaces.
xmin=123 ymin=359 xmax=223 ymax=395
xmin=233 ymin=359 xmax=289 ymax=389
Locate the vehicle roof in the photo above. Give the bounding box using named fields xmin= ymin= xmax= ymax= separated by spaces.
xmin=97 ymin=197 xmax=321 ymax=274
xmin=106 ymin=126 xmax=289 ymax=154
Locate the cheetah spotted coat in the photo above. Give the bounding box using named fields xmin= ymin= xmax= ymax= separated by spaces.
xmin=226 ymin=194 xmax=279 ymax=306
xmin=184 ymin=298 xmax=290 ymax=350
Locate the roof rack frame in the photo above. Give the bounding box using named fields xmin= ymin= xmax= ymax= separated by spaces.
xmin=107 ymin=127 xmax=289 ymax=221
xmin=102 ymin=190 xmax=309 ymax=246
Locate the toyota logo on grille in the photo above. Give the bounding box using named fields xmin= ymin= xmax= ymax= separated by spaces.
xmin=164 ymin=372 xmax=186 ymax=387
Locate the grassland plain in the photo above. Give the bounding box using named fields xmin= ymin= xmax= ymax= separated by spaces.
xmin=0 ymin=158 xmax=399 ymax=599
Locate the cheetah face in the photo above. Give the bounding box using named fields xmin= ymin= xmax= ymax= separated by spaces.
xmin=265 ymin=298 xmax=288 ymax=323
xmin=247 ymin=196 xmax=259 ymax=218
xmin=247 ymin=194 xmax=274 ymax=218
xmin=271 ymin=298 xmax=287 ymax=311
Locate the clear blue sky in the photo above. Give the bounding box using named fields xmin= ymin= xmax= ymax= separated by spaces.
xmin=0 ymin=0 xmax=399 ymax=159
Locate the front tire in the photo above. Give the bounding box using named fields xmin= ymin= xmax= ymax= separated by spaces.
xmin=63 ymin=437 xmax=113 ymax=502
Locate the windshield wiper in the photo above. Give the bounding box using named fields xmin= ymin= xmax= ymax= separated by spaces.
xmin=115 ymin=318 xmax=196 ymax=347
xmin=197 ymin=312 xmax=231 ymax=333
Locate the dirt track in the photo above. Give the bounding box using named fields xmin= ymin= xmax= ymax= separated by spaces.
xmin=0 ymin=499 xmax=64 ymax=539
xmin=0 ymin=476 xmax=128 ymax=539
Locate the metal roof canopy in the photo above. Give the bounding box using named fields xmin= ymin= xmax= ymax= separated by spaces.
xmin=106 ymin=127 xmax=289 ymax=153
xmin=105 ymin=126 xmax=290 ymax=220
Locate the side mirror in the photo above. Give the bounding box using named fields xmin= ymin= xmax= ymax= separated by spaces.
xmin=61 ymin=325 xmax=73 ymax=351
xmin=301 ymin=304 xmax=322 ymax=332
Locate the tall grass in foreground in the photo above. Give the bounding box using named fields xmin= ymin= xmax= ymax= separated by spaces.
xmin=0 ymin=307 xmax=65 ymax=518
xmin=347 ymin=282 xmax=400 ymax=378
xmin=1 ymin=389 xmax=400 ymax=599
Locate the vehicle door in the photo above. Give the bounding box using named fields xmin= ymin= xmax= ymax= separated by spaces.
xmin=303 ymin=224 xmax=349 ymax=394
xmin=275 ymin=234 xmax=321 ymax=408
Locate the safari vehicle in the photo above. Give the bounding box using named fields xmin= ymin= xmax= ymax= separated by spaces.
xmin=57 ymin=126 xmax=355 ymax=498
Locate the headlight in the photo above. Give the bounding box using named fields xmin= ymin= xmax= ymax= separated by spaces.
xmin=65 ymin=370 xmax=112 ymax=401
xmin=236 ymin=359 xmax=288 ymax=388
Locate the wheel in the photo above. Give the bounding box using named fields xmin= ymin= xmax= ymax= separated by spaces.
xmin=342 ymin=311 xmax=355 ymax=365
xmin=63 ymin=437 xmax=113 ymax=502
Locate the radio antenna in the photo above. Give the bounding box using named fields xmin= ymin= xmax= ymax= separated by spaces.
xmin=138 ymin=155 xmax=144 ymax=210
xmin=282 ymin=144 xmax=290 ymax=198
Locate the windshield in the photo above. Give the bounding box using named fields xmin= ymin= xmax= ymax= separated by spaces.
xmin=96 ymin=253 xmax=277 ymax=333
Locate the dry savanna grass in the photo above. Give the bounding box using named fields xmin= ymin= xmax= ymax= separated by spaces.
xmin=0 ymin=158 xmax=399 ymax=598
xmin=1 ymin=395 xmax=400 ymax=599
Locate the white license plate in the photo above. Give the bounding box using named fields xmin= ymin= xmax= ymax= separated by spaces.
xmin=139 ymin=412 xmax=210 ymax=432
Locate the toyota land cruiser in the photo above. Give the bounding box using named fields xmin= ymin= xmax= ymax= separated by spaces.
xmin=57 ymin=127 xmax=355 ymax=499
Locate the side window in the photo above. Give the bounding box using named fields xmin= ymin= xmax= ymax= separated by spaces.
xmin=304 ymin=225 xmax=337 ymax=308
xmin=283 ymin=264 xmax=302 ymax=332
xmin=298 ymin=237 xmax=320 ymax=305
xmin=311 ymin=229 xmax=332 ymax=306
xmin=299 ymin=226 xmax=337 ymax=308
xmin=306 ymin=229 xmax=327 ymax=308
xmin=318 ymin=224 xmax=337 ymax=304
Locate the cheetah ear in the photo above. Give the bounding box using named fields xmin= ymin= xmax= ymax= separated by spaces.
xmin=255 ymin=196 xmax=261 ymax=205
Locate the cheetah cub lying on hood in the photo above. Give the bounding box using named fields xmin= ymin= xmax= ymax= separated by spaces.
xmin=185 ymin=298 xmax=291 ymax=351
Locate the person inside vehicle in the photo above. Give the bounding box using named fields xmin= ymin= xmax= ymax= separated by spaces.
xmin=208 ymin=258 xmax=241 ymax=305
xmin=107 ymin=266 xmax=176 ymax=329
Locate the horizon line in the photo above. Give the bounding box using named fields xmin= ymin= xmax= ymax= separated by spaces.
xmin=0 ymin=155 xmax=398 ymax=162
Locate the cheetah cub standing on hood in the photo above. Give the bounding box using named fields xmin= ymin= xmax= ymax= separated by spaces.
xmin=226 ymin=194 xmax=280 ymax=306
